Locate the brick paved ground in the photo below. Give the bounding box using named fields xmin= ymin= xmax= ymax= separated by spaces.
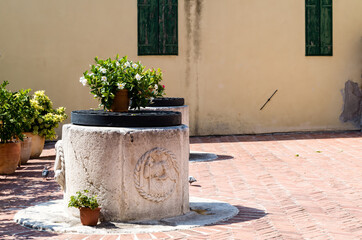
xmin=1 ymin=131 xmax=361 ymax=240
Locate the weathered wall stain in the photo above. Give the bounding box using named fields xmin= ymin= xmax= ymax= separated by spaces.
xmin=340 ymin=80 xmax=362 ymax=127
xmin=184 ymin=0 xmax=192 ymax=87
xmin=194 ymin=0 xmax=202 ymax=60
xmin=184 ymin=0 xmax=203 ymax=82
xmin=184 ymin=0 xmax=203 ymax=135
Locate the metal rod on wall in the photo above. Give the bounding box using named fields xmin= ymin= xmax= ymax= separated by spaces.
xmin=260 ymin=89 xmax=278 ymax=111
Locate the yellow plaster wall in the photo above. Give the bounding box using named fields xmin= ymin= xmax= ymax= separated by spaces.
xmin=0 ymin=0 xmax=361 ymax=136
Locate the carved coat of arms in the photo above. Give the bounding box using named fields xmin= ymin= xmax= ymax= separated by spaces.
xmin=134 ymin=148 xmax=179 ymax=203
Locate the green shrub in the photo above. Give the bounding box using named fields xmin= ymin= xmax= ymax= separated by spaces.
xmin=68 ymin=190 xmax=99 ymax=210
xmin=27 ymin=91 xmax=67 ymax=140
xmin=0 ymin=82 xmax=66 ymax=142
xmin=0 ymin=81 xmax=32 ymax=143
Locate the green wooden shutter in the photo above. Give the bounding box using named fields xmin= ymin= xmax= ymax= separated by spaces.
xmin=158 ymin=0 xmax=178 ymax=55
xmin=320 ymin=0 xmax=332 ymax=55
xmin=306 ymin=0 xmax=321 ymax=55
xmin=138 ymin=0 xmax=159 ymax=55
xmin=305 ymin=0 xmax=332 ymax=56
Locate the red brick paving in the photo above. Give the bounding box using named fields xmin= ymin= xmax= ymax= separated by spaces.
xmin=1 ymin=131 xmax=361 ymax=239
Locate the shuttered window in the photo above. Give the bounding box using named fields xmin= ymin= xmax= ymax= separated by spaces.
xmin=138 ymin=0 xmax=178 ymax=55
xmin=305 ymin=0 xmax=332 ymax=56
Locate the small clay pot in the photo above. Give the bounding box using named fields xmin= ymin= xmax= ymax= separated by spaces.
xmin=79 ymin=207 xmax=101 ymax=226
xmin=110 ymin=89 xmax=129 ymax=112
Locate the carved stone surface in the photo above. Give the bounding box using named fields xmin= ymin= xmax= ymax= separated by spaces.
xmin=134 ymin=147 xmax=179 ymax=203
xmin=61 ymin=124 xmax=189 ymax=221
xmin=54 ymin=140 xmax=66 ymax=192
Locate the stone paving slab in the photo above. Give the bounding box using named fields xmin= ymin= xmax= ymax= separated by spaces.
xmin=0 ymin=131 xmax=362 ymax=239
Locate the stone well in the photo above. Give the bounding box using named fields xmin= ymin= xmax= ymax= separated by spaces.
xmin=55 ymin=111 xmax=189 ymax=222
xmin=146 ymin=105 xmax=189 ymax=126
xmin=145 ymin=98 xmax=189 ymax=126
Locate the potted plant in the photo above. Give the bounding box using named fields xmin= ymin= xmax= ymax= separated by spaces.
xmin=68 ymin=190 xmax=101 ymax=226
xmin=0 ymin=81 xmax=27 ymax=174
xmin=79 ymin=55 xmax=165 ymax=111
xmin=16 ymin=88 xmax=35 ymax=164
xmin=24 ymin=91 xmax=67 ymax=158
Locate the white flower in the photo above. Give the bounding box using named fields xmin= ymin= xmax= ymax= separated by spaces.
xmin=132 ymin=63 xmax=138 ymax=69
xmin=124 ymin=61 xmax=130 ymax=68
xmin=100 ymin=67 xmax=106 ymax=74
xmin=149 ymin=97 xmax=154 ymax=103
xmin=88 ymin=72 xmax=94 ymax=76
xmin=116 ymin=62 xmax=120 ymax=67
xmin=101 ymin=76 xmax=107 ymax=82
xmin=154 ymin=84 xmax=158 ymax=90
xmin=117 ymin=82 xmax=126 ymax=89
xmin=135 ymin=73 xmax=142 ymax=81
xmin=79 ymin=76 xmax=87 ymax=86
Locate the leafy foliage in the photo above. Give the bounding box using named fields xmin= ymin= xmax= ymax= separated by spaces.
xmin=0 ymin=82 xmax=67 ymax=142
xmin=80 ymin=55 xmax=165 ymax=110
xmin=68 ymin=190 xmax=99 ymax=210
xmin=0 ymin=81 xmax=32 ymax=143
xmin=27 ymin=91 xmax=67 ymax=140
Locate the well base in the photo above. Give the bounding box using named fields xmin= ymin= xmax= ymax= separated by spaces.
xmin=14 ymin=197 xmax=239 ymax=234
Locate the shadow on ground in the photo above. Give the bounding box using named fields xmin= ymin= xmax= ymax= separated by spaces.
xmin=43 ymin=141 xmax=56 ymax=150
xmin=215 ymin=154 xmax=234 ymax=161
xmin=190 ymin=152 xmax=234 ymax=162
xmin=230 ymin=205 xmax=267 ymax=222
xmin=0 ymin=153 xmax=62 ymax=239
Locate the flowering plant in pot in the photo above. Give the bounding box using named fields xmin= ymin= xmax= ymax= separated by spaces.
xmin=68 ymin=190 xmax=101 ymax=226
xmin=79 ymin=55 xmax=165 ymax=111
xmin=24 ymin=90 xmax=67 ymax=158
xmin=0 ymin=81 xmax=30 ymax=174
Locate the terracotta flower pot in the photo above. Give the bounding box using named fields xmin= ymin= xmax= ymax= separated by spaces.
xmin=20 ymin=136 xmax=32 ymax=164
xmin=79 ymin=207 xmax=101 ymax=226
xmin=24 ymin=132 xmax=45 ymax=159
xmin=0 ymin=142 xmax=21 ymax=174
xmin=110 ymin=89 xmax=129 ymax=112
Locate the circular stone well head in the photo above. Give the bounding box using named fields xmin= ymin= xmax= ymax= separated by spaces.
xmin=71 ymin=110 xmax=181 ymax=127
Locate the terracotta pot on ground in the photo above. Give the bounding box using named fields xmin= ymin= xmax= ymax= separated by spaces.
xmin=24 ymin=132 xmax=45 ymax=159
xmin=79 ymin=207 xmax=101 ymax=226
xmin=0 ymin=142 xmax=21 ymax=174
xmin=20 ymin=136 xmax=32 ymax=165
xmin=110 ymin=89 xmax=129 ymax=112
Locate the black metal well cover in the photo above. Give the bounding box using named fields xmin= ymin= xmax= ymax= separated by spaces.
xmin=150 ymin=97 xmax=184 ymax=107
xmin=71 ymin=110 xmax=181 ymax=127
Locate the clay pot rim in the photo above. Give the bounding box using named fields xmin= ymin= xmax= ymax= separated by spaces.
xmin=0 ymin=140 xmax=21 ymax=144
xmin=79 ymin=207 xmax=101 ymax=211
xmin=19 ymin=136 xmax=31 ymax=141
